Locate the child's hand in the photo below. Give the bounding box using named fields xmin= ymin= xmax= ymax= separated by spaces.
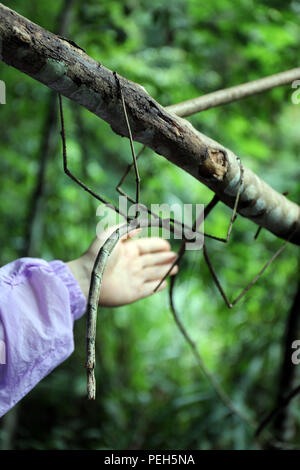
xmin=67 ymin=226 xmax=178 ymax=307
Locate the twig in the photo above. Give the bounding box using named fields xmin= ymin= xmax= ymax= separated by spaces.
xmin=166 ymin=68 xmax=300 ymax=117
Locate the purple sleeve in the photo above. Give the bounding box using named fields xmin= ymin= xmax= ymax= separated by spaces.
xmin=0 ymin=257 xmax=86 ymax=417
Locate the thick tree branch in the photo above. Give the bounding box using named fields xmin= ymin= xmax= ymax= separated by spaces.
xmin=1 ymin=3 xmax=300 ymax=245
xmin=166 ymin=68 xmax=300 ymax=116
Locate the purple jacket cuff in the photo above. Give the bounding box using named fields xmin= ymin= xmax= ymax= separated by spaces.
xmin=0 ymin=257 xmax=87 ymax=417
xmin=49 ymin=260 xmax=87 ymax=321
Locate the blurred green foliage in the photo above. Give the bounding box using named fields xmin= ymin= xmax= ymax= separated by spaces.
xmin=0 ymin=0 xmax=300 ymax=450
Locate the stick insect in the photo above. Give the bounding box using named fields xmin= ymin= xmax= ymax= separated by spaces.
xmin=57 ymin=74 xmax=293 ymax=437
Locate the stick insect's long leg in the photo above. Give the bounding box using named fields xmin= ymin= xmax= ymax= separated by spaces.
xmin=58 ymin=93 xmax=128 ymax=220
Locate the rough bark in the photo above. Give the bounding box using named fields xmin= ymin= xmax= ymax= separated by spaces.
xmin=0 ymin=3 xmax=300 ymax=245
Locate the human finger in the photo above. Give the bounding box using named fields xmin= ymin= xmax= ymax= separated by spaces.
xmin=136 ymin=237 xmax=171 ymax=255
xmin=143 ymin=263 xmax=178 ymax=282
xmin=141 ymin=251 xmax=177 ymax=267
